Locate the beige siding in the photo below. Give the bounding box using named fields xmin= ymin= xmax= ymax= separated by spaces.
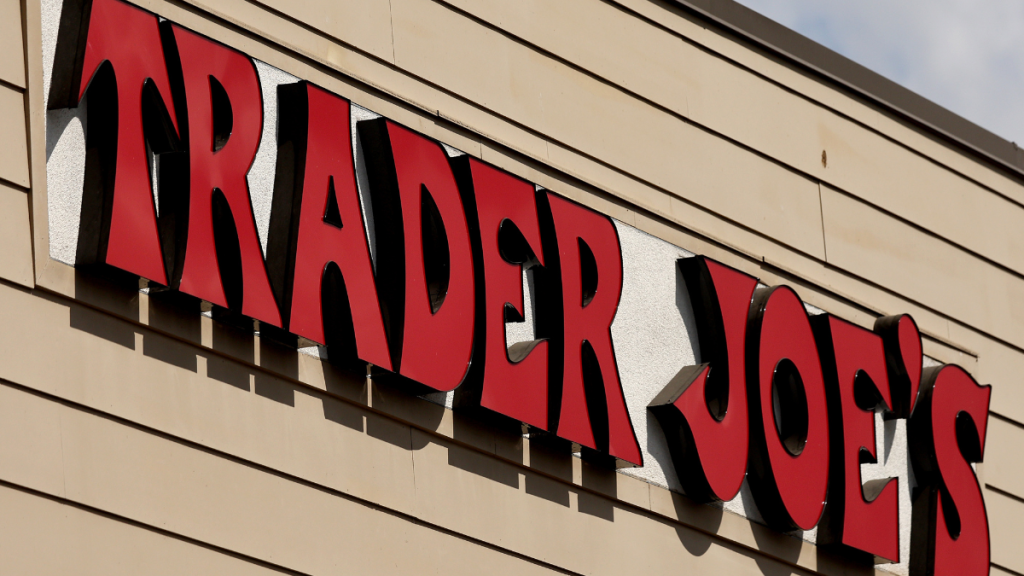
xmin=0 ymin=486 xmax=292 ymax=575
xmin=439 ymin=0 xmax=1024 ymax=279
xmin=0 ymin=374 xmax=806 ymax=576
xmin=986 ymin=488 xmax=1024 ymax=574
xmin=610 ymin=0 xmax=1024 ymax=209
xmin=0 ymin=0 xmax=24 ymax=88
xmin=0 ymin=84 xmax=28 ymax=188
xmin=388 ymin=0 xmax=828 ymax=260
xmin=0 ymin=181 xmax=34 ymax=288
xmin=0 ymin=382 xmax=64 ymax=498
xmin=820 ymin=185 xmax=1024 ymax=348
xmin=985 ymin=417 xmax=1024 ymax=501
xmin=254 ymin=0 xmax=395 ymax=62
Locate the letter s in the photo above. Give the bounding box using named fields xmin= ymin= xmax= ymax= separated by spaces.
xmin=909 ymin=364 xmax=991 ymax=576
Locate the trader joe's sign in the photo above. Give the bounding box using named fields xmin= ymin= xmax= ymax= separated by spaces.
xmin=47 ymin=0 xmax=991 ymax=573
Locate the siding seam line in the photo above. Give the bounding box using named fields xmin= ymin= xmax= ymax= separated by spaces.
xmin=0 ymin=478 xmax=314 ymax=575
xmin=0 ymin=378 xmax=587 ymax=576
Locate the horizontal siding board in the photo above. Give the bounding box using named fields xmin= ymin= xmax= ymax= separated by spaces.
xmin=0 ymin=289 xmax=422 ymax=517
xmin=41 ymin=389 xmax=567 ymax=576
xmin=248 ymin=0 xmax=394 ymax=62
xmin=0 ymin=381 xmax=806 ymax=576
xmin=985 ymin=417 xmax=1024 ymax=501
xmin=608 ymin=0 xmax=1024 ymax=210
xmin=0 ymin=485 xmax=290 ymax=575
xmin=0 ymin=181 xmax=34 ymax=288
xmin=0 ymin=0 xmax=24 ymax=88
xmin=821 ymin=185 xmax=1024 ymax=350
xmin=0 ymin=84 xmax=28 ymax=187
xmin=0 ymin=384 xmax=64 ymax=497
xmin=389 ymin=0 xmax=826 ymax=259
xmin=423 ymin=0 xmax=1024 ymax=278
xmin=987 ymin=488 xmax=1024 ymax=574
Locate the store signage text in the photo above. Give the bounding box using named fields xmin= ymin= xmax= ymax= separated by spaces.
xmin=47 ymin=0 xmax=991 ymax=573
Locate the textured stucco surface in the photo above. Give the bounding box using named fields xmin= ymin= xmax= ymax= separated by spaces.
xmin=42 ymin=0 xmax=59 ymax=109
xmin=43 ymin=0 xmax=85 ymax=266
xmin=610 ymin=221 xmax=698 ymax=490
xmin=862 ymin=413 xmax=912 ymax=574
xmin=46 ymin=105 xmax=85 ymax=265
xmin=250 ymin=61 xmax=299 ymax=256
xmin=503 ymin=267 xmax=537 ymax=349
xmin=351 ymin=103 xmax=387 ymax=269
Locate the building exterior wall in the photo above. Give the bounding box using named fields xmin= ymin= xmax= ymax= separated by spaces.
xmin=0 ymin=0 xmax=1021 ymax=573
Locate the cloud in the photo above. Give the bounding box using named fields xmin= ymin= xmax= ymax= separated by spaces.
xmin=734 ymin=0 xmax=1024 ymax=144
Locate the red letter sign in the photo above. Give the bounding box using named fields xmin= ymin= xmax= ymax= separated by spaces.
xmin=542 ymin=192 xmax=641 ymax=466
xmin=50 ymin=0 xmax=179 ymax=284
xmin=649 ymin=257 xmax=756 ymax=501
xmin=172 ymin=25 xmax=282 ymax=327
xmin=746 ymin=286 xmax=829 ymax=531
xmin=358 ymin=119 xmax=476 ymax=392
xmin=909 ymin=365 xmax=991 ymax=576
xmin=814 ymin=315 xmax=899 ymax=563
xmin=267 ymin=82 xmax=392 ymax=370
xmin=454 ymin=158 xmax=550 ymax=429
xmin=875 ymin=314 xmax=923 ymax=419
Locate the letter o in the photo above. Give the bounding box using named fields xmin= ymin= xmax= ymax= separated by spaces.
xmin=746 ymin=286 xmax=830 ymax=531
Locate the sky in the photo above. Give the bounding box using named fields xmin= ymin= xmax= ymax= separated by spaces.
xmin=733 ymin=0 xmax=1024 ymax=145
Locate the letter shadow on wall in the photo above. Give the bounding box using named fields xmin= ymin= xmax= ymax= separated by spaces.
xmin=366 ymin=411 xmax=415 ymax=451
xmin=145 ymin=331 xmax=198 ymax=373
xmin=578 ymin=459 xmax=616 ymax=521
xmin=813 ymin=545 xmax=877 ymax=576
xmin=148 ymin=291 xmax=202 ymax=346
xmin=652 ymin=483 xmax=723 ymax=557
xmin=701 ymin=531 xmax=815 ymax=576
xmin=205 ymin=320 xmax=255 ymax=393
xmin=69 ymin=267 xmax=141 ymax=348
xmin=321 ymin=389 xmax=366 ymax=433
xmin=253 ymin=373 xmax=297 ymax=407
xmin=54 ymin=264 xmax=140 ymax=352
xmin=749 ymin=521 xmax=806 ymax=576
xmin=447 ymin=412 xmax=522 ymax=489
xmin=446 ymin=436 xmax=521 ymax=490
xmin=369 ymin=377 xmax=447 ymax=440
xmin=66 ymin=294 xmax=138 ymax=350
xmin=525 ymin=438 xmax=573 ymax=508
xmin=316 ymin=349 xmax=372 ymax=406
xmin=259 ymin=337 xmax=300 ymax=384
xmin=204 ymin=354 xmax=250 ymax=392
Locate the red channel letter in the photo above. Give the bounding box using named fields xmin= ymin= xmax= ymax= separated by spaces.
xmin=875 ymin=314 xmax=923 ymax=419
xmin=61 ymin=0 xmax=179 ymax=284
xmin=357 ymin=119 xmax=475 ymax=392
xmin=281 ymin=83 xmax=392 ymax=370
xmin=462 ymin=158 xmax=549 ymax=429
xmin=746 ymin=286 xmax=829 ymax=531
xmin=813 ymin=315 xmax=899 ymax=563
xmin=649 ymin=257 xmax=756 ymax=501
xmin=544 ymin=192 xmax=641 ymax=466
xmin=172 ymin=25 xmax=282 ymax=327
xmin=909 ymin=365 xmax=991 ymax=576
